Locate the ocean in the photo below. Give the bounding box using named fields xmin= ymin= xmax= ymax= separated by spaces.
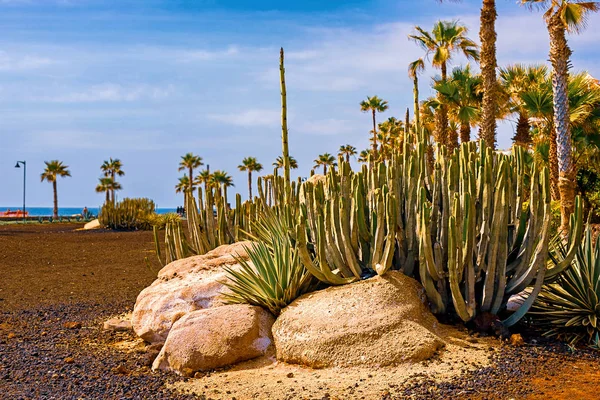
xmin=0 ymin=207 xmax=177 ymax=217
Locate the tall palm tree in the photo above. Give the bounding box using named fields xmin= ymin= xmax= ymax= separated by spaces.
xmin=238 ymin=157 xmax=263 ymax=199
xmin=408 ymin=58 xmax=426 ymax=132
xmin=100 ymin=158 xmax=124 ymax=203
xmin=273 ymin=155 xmax=298 ymax=170
xmin=338 ymin=145 xmax=357 ymax=163
xmin=499 ymin=64 xmax=549 ymax=148
xmin=437 ymin=0 xmax=499 ymax=149
xmin=523 ymin=0 xmax=599 ymax=232
xmin=432 ymin=65 xmax=483 ymax=148
xmin=313 ymin=153 xmax=337 ymax=174
xmin=40 ymin=160 xmax=71 ymax=219
xmin=360 ymin=96 xmax=389 ymax=159
xmin=96 ymin=177 xmax=122 ymax=204
xmin=175 ymin=176 xmax=191 ymax=194
xmin=178 ymin=153 xmax=203 ymax=192
xmin=521 ymin=71 xmax=600 ymax=200
xmin=409 ymin=20 xmax=479 ymax=148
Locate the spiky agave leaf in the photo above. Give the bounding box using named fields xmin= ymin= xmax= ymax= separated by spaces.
xmin=220 ymin=232 xmax=314 ymax=316
xmin=530 ymin=224 xmax=600 ymax=347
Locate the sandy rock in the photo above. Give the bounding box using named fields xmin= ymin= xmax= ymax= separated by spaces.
xmin=509 ymin=334 xmax=525 ymax=347
xmin=273 ymin=271 xmax=445 ymax=368
xmin=152 ymin=304 xmax=274 ymax=374
xmin=103 ymin=317 xmax=132 ymax=332
xmin=83 ymin=219 xmax=100 ymax=230
xmin=131 ymin=242 xmax=252 ymax=344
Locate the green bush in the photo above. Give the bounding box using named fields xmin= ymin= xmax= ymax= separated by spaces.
xmin=530 ymin=225 xmax=600 ymax=348
xmin=99 ymin=198 xmax=156 ymax=230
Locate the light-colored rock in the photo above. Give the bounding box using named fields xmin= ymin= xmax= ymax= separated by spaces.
xmin=152 ymin=304 xmax=274 ymax=374
xmin=83 ymin=219 xmax=100 ymax=230
xmin=299 ymin=174 xmax=326 ymax=204
xmin=273 ymin=271 xmax=445 ymax=368
xmin=103 ymin=316 xmax=133 ymax=332
xmin=131 ymin=241 xmax=251 ymax=344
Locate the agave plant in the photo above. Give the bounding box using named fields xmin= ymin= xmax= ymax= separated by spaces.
xmin=221 ymin=210 xmax=314 ymax=315
xmin=221 ymin=236 xmax=314 ymax=316
xmin=530 ymin=224 xmax=600 ymax=348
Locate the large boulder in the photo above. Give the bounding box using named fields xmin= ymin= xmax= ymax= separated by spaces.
xmin=152 ymin=304 xmax=274 ymax=375
xmin=131 ymin=241 xmax=251 ymax=344
xmin=273 ymin=271 xmax=445 ymax=368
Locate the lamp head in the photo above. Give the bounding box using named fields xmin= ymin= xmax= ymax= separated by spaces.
xmin=15 ymin=162 xmax=20 ymax=168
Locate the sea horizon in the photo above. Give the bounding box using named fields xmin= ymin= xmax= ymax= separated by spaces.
xmin=0 ymin=206 xmax=178 ymax=217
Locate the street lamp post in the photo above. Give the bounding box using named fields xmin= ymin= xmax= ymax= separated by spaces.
xmin=15 ymin=161 xmax=26 ymax=223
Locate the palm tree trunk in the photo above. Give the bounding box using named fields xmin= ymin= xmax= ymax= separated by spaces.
xmin=436 ymin=63 xmax=449 ymax=147
xmin=549 ymin=124 xmax=560 ymax=201
xmin=413 ymin=77 xmax=420 ymax=134
xmin=52 ymin=180 xmax=58 ymax=219
xmin=447 ymin=126 xmax=459 ymax=153
xmin=346 ymin=154 xmax=350 ymax=163
xmin=548 ymin=11 xmax=575 ymax=233
xmin=479 ymin=0 xmax=498 ymax=149
xmin=189 ymin=167 xmax=194 ymax=192
xmin=513 ymin=112 xmax=531 ymax=148
xmin=460 ymin=123 xmax=471 ymax=143
xmin=105 ymin=191 xmax=110 ymax=204
xmin=372 ymin=110 xmax=378 ymax=158
xmin=248 ymin=171 xmax=252 ymax=199
xmin=111 ymin=172 xmax=115 ymax=203
xmin=323 ymin=165 xmax=327 ymax=175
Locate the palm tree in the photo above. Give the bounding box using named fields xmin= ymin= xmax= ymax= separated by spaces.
xmin=358 ymin=149 xmax=371 ymax=164
xmin=96 ymin=177 xmax=122 ymax=204
xmin=409 ymin=20 xmax=479 ymax=148
xmin=437 ymin=0 xmax=499 ymax=149
xmin=338 ymin=145 xmax=357 ymax=163
xmin=100 ymin=158 xmax=124 ymax=203
xmin=408 ymin=58 xmax=426 ymax=132
xmin=238 ymin=157 xmax=263 ymax=199
xmin=378 ymin=117 xmax=404 ymax=159
xmin=175 ymin=176 xmax=191 ymax=194
xmin=313 ymin=153 xmax=337 ymax=174
xmin=273 ymin=155 xmax=298 ymax=170
xmin=499 ymin=64 xmax=549 ymax=148
xmin=178 ymin=153 xmax=203 ymax=192
xmin=40 ymin=160 xmax=71 ymax=219
xmin=360 ymin=96 xmax=389 ymax=159
xmin=523 ymin=0 xmax=599 ymax=232
xmin=432 ymin=65 xmax=483 ymax=148
xmin=521 ymin=71 xmax=600 ymax=201
xmin=211 ymin=170 xmax=234 ymax=204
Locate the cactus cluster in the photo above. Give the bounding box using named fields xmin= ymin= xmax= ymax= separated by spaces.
xmin=99 ymin=197 xmax=155 ymax=231
xmin=294 ymin=132 xmax=583 ymax=326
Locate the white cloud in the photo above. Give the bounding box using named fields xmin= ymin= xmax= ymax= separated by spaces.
xmin=0 ymin=51 xmax=54 ymax=71
xmin=207 ymin=109 xmax=280 ymax=127
xmin=37 ymin=83 xmax=175 ymax=103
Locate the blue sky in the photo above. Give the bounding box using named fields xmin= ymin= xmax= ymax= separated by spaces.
xmin=1 ymin=0 xmax=599 ymax=208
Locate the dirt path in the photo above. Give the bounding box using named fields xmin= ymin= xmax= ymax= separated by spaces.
xmin=2 ymin=223 xmax=600 ymax=399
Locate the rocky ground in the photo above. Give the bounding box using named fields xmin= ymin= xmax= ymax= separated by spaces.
xmin=1 ymin=223 xmax=600 ymax=399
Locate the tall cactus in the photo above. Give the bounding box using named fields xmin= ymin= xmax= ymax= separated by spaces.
xmin=280 ymin=48 xmax=291 ymax=193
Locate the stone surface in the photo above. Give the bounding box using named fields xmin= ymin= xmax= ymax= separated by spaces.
xmin=103 ymin=316 xmax=132 ymax=332
xmin=152 ymin=304 xmax=274 ymax=374
xmin=83 ymin=219 xmax=100 ymax=230
xmin=272 ymin=271 xmax=446 ymax=368
xmin=131 ymin=241 xmax=252 ymax=344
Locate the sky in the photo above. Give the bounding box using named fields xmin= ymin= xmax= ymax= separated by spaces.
xmin=1 ymin=0 xmax=599 ymax=208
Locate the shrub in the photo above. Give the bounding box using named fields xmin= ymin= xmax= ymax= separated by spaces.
xmin=99 ymin=198 xmax=156 ymax=230
xmin=530 ymin=225 xmax=600 ymax=348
